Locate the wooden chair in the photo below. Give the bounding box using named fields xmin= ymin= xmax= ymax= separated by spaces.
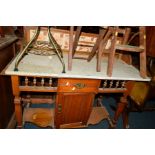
xmin=122 ymin=80 xmax=155 ymax=128
xmin=68 ymin=26 xmax=107 ymax=70
xmin=95 ymin=26 xmax=147 ymax=78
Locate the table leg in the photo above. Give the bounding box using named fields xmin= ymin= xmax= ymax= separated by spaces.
xmin=14 ymin=96 xmax=22 ymax=128
xmin=113 ymin=96 xmax=128 ymax=128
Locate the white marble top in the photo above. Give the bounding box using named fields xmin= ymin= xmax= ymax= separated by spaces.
xmin=4 ymin=52 xmax=150 ymax=81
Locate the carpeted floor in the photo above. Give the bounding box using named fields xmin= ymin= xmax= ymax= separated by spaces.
xmin=23 ymin=96 xmax=155 ymax=129
xmin=100 ymin=96 xmax=155 ymax=129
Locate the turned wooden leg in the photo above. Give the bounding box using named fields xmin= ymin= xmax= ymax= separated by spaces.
xmin=122 ymin=108 xmax=129 ymax=128
xmin=14 ymin=96 xmax=22 ymax=128
xmin=113 ymin=96 xmax=128 ymax=128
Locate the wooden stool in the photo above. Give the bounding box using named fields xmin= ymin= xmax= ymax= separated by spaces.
xmin=14 ymin=26 xmax=66 ymax=73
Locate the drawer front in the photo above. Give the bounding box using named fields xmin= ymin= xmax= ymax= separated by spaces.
xmin=57 ymin=78 xmax=100 ymax=93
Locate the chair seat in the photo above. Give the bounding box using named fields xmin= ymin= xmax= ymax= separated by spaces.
xmin=129 ymin=82 xmax=149 ymax=106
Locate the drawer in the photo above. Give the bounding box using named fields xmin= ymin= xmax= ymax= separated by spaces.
xmin=57 ymin=78 xmax=100 ymax=93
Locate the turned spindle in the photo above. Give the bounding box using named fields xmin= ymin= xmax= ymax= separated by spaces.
xmin=121 ymin=81 xmax=126 ymax=88
xmin=49 ymin=78 xmax=52 ymax=87
xmin=116 ymin=81 xmax=120 ymax=88
xmin=103 ymin=80 xmax=107 ymax=88
xmin=25 ymin=77 xmax=29 ymax=86
xmin=109 ymin=80 xmax=113 ymax=88
xmin=33 ymin=77 xmax=37 ymax=86
xmin=41 ymin=78 xmax=44 ymax=86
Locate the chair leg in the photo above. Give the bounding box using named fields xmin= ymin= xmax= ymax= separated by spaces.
xmin=97 ymin=40 xmax=103 ymax=72
xmin=87 ymin=28 xmax=107 ymax=62
xmin=96 ymin=28 xmax=112 ymax=72
xmin=107 ymin=27 xmax=119 ymax=77
xmin=72 ymin=26 xmax=82 ymax=57
xmin=123 ymin=28 xmax=131 ymax=44
xmin=139 ymin=26 xmax=147 ymax=78
xmin=119 ymin=28 xmax=132 ymax=64
xmin=68 ymin=26 xmax=74 ymax=71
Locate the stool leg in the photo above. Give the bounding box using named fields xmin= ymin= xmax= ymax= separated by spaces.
xmin=14 ymin=27 xmax=40 ymax=71
xmin=48 ymin=27 xmax=66 ymax=73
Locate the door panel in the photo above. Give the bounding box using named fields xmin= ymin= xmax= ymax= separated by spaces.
xmin=55 ymin=93 xmax=94 ymax=128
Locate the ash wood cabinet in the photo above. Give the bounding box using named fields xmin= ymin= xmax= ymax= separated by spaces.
xmin=55 ymin=78 xmax=100 ymax=128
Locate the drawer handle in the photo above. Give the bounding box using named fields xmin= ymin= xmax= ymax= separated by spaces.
xmin=74 ymin=83 xmax=86 ymax=89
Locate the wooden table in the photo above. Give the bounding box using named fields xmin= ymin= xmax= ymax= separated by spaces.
xmin=3 ymin=52 xmax=150 ymax=128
